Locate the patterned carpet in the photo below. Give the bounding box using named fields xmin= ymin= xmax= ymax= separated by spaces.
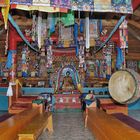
xmin=38 ymin=112 xmax=95 ymax=140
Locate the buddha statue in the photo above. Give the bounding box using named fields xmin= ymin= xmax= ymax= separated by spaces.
xmin=61 ymin=71 xmax=75 ymax=91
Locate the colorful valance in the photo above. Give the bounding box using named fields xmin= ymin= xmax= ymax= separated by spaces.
xmin=9 ymin=0 xmax=133 ymax=13
xmin=71 ymin=0 xmax=94 ymax=11
xmin=33 ymin=0 xmax=50 ymax=6
xmin=10 ymin=0 xmax=32 ymax=5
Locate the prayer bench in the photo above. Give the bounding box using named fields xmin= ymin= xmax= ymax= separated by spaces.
xmin=112 ymin=113 xmax=140 ymax=132
xmin=18 ymin=112 xmax=53 ymax=140
xmin=0 ymin=108 xmax=40 ymax=140
xmin=87 ymin=108 xmax=140 ymax=140
xmin=97 ymin=98 xmax=128 ymax=115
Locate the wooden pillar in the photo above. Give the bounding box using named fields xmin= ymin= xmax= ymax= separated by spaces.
xmin=9 ymin=27 xmax=17 ymax=83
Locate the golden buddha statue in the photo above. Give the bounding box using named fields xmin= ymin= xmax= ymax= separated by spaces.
xmin=61 ymin=71 xmax=75 ymax=91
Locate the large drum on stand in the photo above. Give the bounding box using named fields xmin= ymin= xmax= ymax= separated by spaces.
xmin=109 ymin=69 xmax=140 ymax=104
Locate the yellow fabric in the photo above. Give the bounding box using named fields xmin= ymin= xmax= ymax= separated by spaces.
xmin=16 ymin=5 xmax=60 ymax=12
xmin=16 ymin=79 xmax=22 ymax=87
xmin=77 ymin=83 xmax=82 ymax=93
xmin=1 ymin=0 xmax=10 ymax=29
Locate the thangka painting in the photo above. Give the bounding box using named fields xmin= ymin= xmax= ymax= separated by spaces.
xmin=94 ymin=0 xmax=112 ymax=12
xmin=111 ymin=0 xmax=133 ymax=13
xmin=10 ymin=0 xmax=32 ymax=5
xmin=89 ymin=19 xmax=99 ymax=39
xmin=33 ymin=0 xmax=50 ymax=6
xmin=71 ymin=0 xmax=94 ymax=11
xmin=60 ymin=25 xmax=73 ymax=41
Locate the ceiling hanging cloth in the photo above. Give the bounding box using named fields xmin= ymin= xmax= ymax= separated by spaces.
xmin=116 ymin=46 xmax=124 ymax=69
xmin=10 ymin=0 xmax=32 ymax=5
xmin=59 ymin=0 xmax=71 ymax=9
xmin=33 ymin=0 xmax=50 ymax=6
xmin=61 ymin=10 xmax=74 ymax=26
xmin=48 ymin=13 xmax=56 ymax=36
xmin=71 ymin=0 xmax=94 ymax=11
xmin=1 ymin=0 xmax=10 ymax=29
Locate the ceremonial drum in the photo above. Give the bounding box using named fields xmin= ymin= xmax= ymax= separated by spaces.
xmin=109 ymin=69 xmax=140 ymax=104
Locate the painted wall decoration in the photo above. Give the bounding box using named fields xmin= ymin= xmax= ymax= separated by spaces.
xmin=126 ymin=60 xmax=138 ymax=72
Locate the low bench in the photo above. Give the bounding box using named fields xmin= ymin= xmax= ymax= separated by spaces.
xmin=112 ymin=113 xmax=140 ymax=132
xmin=97 ymin=98 xmax=128 ymax=115
xmin=0 ymin=108 xmax=40 ymax=140
xmin=87 ymin=108 xmax=140 ymax=140
xmin=18 ymin=112 xmax=53 ymax=140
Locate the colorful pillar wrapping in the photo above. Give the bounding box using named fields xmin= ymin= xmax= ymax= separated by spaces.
xmin=119 ymin=20 xmax=128 ymax=68
xmin=119 ymin=20 xmax=128 ymax=49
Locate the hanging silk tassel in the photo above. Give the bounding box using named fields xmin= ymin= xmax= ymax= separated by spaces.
xmin=116 ymin=46 xmax=124 ymax=69
xmin=85 ymin=13 xmax=90 ymax=49
xmin=32 ymin=14 xmax=36 ymax=41
xmin=99 ymin=20 xmax=103 ymax=34
xmin=1 ymin=0 xmax=10 ymax=29
xmin=5 ymin=28 xmax=9 ymax=55
xmin=80 ymin=19 xmax=84 ymax=33
xmin=119 ymin=20 xmax=128 ymax=49
xmin=37 ymin=12 xmax=42 ymax=49
xmin=74 ymin=23 xmax=78 ymax=45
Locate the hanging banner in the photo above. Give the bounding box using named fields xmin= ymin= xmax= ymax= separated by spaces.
xmin=119 ymin=20 xmax=128 ymax=49
xmin=10 ymin=0 xmax=32 ymax=5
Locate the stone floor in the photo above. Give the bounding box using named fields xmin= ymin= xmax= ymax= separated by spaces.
xmin=38 ymin=111 xmax=95 ymax=140
xmin=38 ymin=110 xmax=140 ymax=140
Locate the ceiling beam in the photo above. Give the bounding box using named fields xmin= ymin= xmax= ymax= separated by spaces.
xmin=133 ymin=9 xmax=140 ymax=17
xmin=128 ymin=20 xmax=140 ymax=29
